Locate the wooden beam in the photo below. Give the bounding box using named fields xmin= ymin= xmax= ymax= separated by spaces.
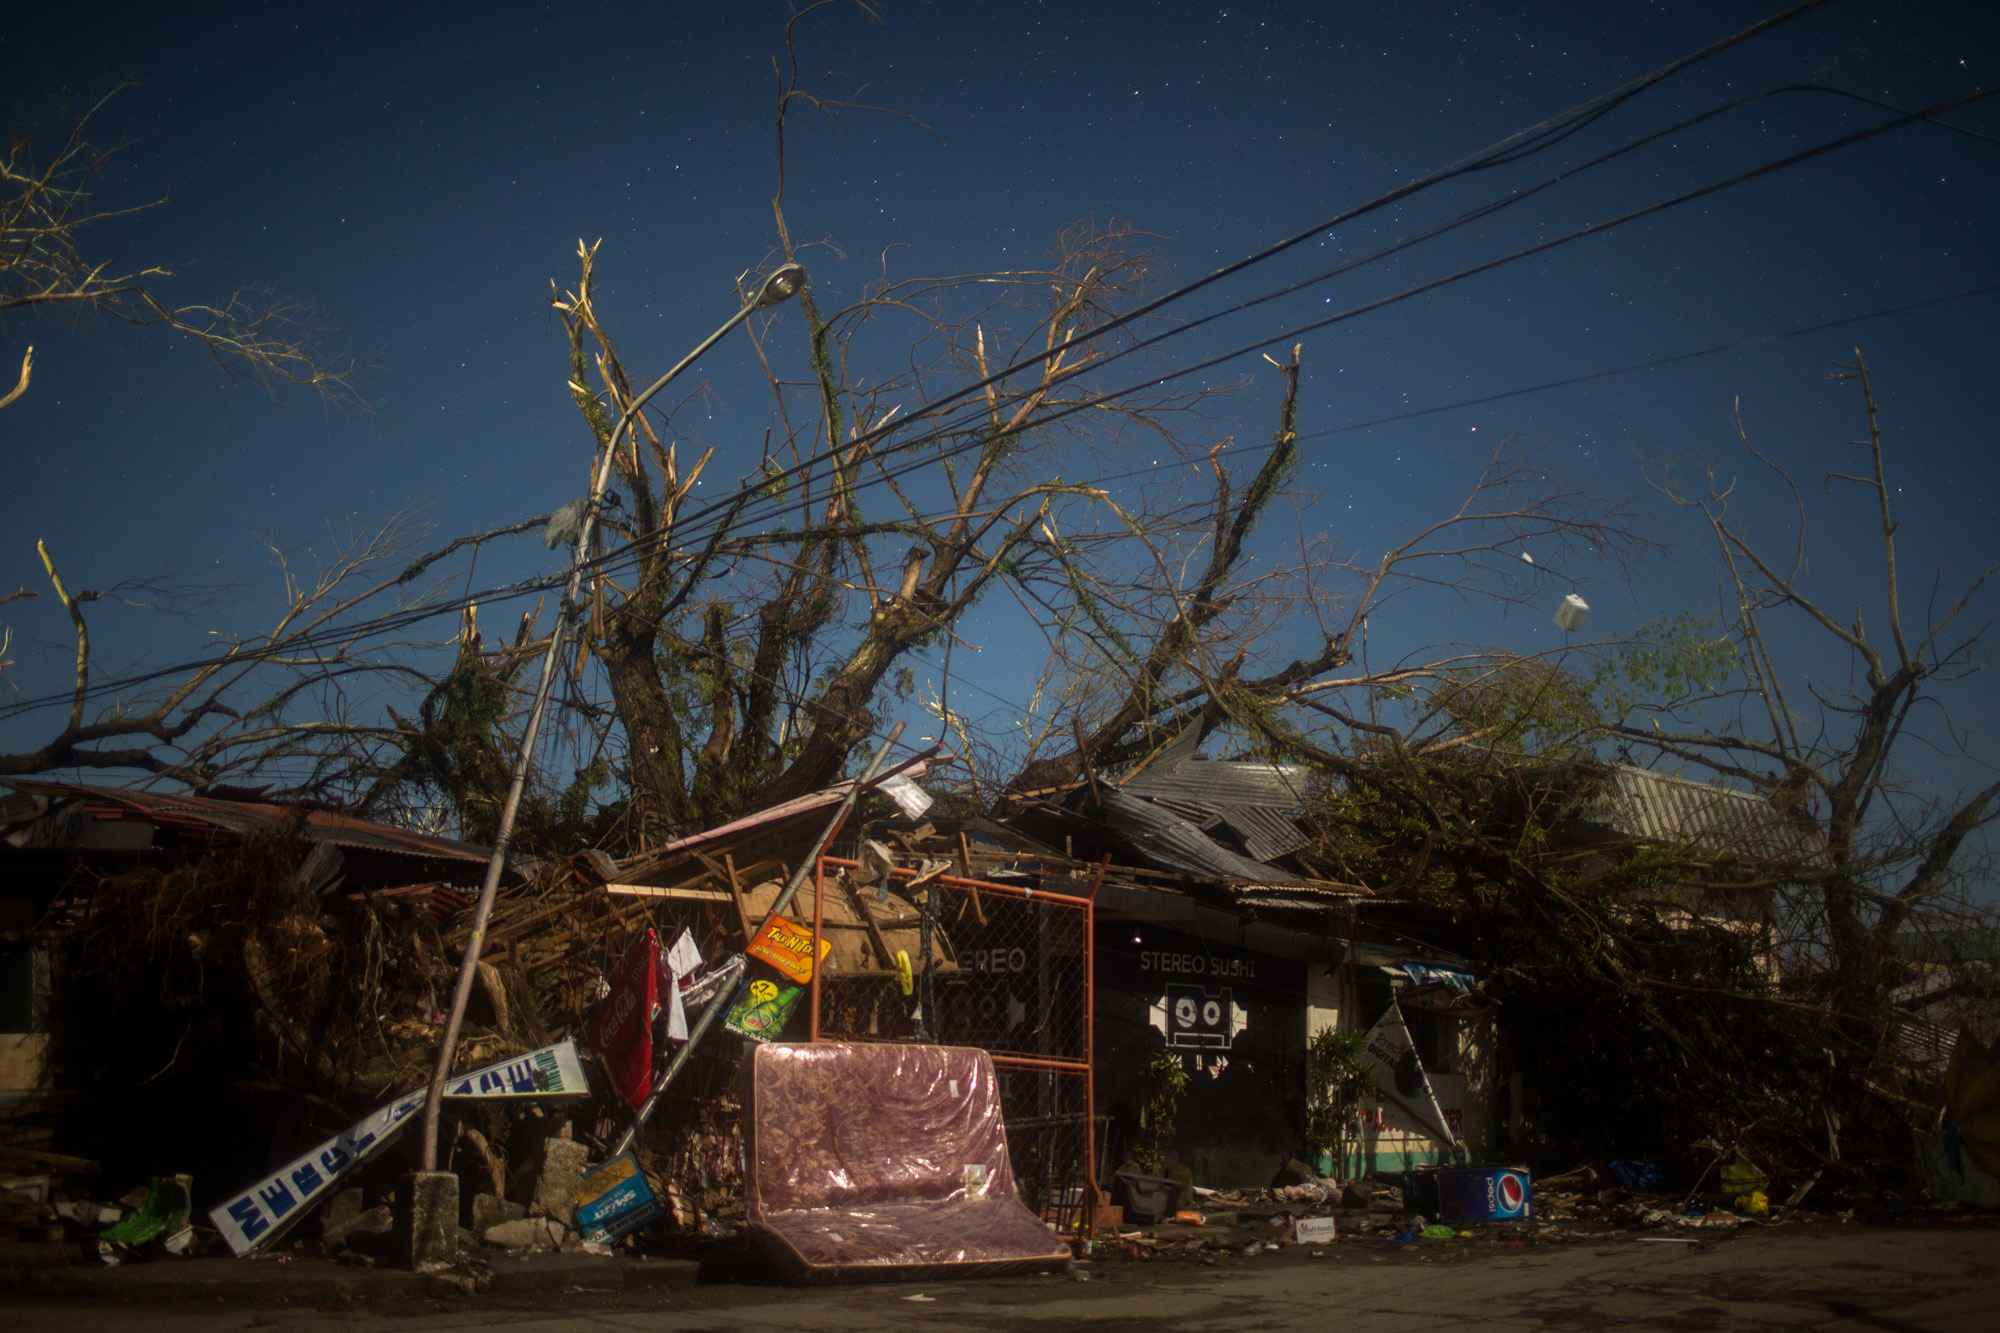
xmin=723 ymin=853 xmax=756 ymax=947
xmin=604 ymin=883 xmax=733 ymax=902
xmin=838 ymin=875 xmax=899 ymax=971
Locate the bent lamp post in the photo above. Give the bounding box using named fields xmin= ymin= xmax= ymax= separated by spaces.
xmin=417 ymin=262 xmax=807 ymax=1172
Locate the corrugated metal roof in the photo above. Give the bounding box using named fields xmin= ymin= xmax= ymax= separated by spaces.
xmin=1 ymin=777 xmax=525 ymax=873
xmin=615 ymin=758 xmax=933 ymax=881
xmin=1583 ymin=765 xmax=1822 ymax=863
xmin=644 ymin=787 xmax=847 ymax=858
xmin=1215 ymin=804 xmax=1310 ymax=862
xmin=1096 ymin=788 xmax=1327 ymax=887
xmin=1122 ymin=757 xmax=1309 ymax=810
xmin=1119 ymin=757 xmax=1310 ymax=861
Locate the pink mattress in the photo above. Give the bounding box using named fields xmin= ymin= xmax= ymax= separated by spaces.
xmin=743 ymin=1043 xmax=1072 ymax=1283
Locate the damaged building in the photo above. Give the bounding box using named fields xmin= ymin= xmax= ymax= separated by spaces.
xmin=0 ymin=745 xmax=1841 ymax=1263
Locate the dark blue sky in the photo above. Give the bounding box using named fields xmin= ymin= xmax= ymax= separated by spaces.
xmin=3 ymin=1 xmax=1997 ymax=810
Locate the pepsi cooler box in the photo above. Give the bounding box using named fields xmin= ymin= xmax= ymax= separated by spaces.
xmin=1402 ymin=1166 xmax=1532 ymax=1222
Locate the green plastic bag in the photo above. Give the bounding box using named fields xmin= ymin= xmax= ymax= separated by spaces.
xmin=101 ymin=1174 xmax=192 ymax=1247
xmin=1420 ymin=1223 xmax=1457 ymax=1239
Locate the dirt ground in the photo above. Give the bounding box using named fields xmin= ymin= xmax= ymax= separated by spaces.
xmin=1 ymin=1225 xmax=1995 ymax=1331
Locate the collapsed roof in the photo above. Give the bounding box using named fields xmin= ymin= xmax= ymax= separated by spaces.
xmin=1 ymin=778 xmax=531 ymax=890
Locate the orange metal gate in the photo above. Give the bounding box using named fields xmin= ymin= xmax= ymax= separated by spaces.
xmin=806 ymin=854 xmax=1099 ymax=1235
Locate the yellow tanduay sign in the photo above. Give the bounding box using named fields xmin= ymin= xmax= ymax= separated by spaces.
xmin=747 ymin=911 xmax=832 ymax=983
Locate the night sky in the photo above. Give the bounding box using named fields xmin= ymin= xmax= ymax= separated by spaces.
xmin=3 ymin=2 xmax=1997 ymax=815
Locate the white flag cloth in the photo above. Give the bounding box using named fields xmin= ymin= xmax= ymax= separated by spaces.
xmin=662 ymin=928 xmax=702 ymax=1041
xmin=1362 ymin=998 xmax=1458 ymax=1146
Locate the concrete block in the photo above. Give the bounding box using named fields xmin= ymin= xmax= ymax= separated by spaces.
xmin=323 ymin=1204 xmax=393 ymax=1250
xmin=528 ymin=1137 xmax=591 ymax=1226
xmin=392 ymin=1171 xmax=460 ymax=1271
xmin=482 ymin=1216 xmax=567 ymax=1249
xmin=320 ymin=1187 xmax=366 ymax=1234
xmin=471 ymin=1191 xmax=525 ymax=1236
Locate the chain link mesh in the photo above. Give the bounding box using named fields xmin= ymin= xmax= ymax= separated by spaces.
xmin=809 ymin=858 xmax=1096 ymax=1231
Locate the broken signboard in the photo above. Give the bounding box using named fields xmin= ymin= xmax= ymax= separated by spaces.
xmin=210 ymin=1038 xmax=590 ymax=1256
xmin=574 ymin=1150 xmax=662 ymax=1244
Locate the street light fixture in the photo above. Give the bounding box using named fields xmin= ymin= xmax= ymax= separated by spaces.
xmin=753 ymin=261 xmax=806 ymax=309
xmin=416 ymin=262 xmax=807 ymax=1175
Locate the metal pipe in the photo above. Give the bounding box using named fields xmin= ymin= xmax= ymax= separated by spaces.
xmin=417 ymin=263 xmax=805 ymax=1173
xmin=607 ymin=954 xmax=747 ymax=1158
xmin=766 ymin=721 xmax=904 ymax=922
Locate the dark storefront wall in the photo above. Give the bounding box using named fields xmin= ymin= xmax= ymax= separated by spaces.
xmin=1097 ymin=925 xmax=1306 ymax=1189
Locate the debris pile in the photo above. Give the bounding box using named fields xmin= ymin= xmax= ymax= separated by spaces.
xmin=2 ymin=762 xmax=1114 ymax=1268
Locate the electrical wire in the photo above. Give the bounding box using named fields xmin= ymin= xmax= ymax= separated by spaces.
xmin=4 ymin=63 xmax=1993 ymax=731
xmin=9 ymin=268 xmax=1994 ymax=736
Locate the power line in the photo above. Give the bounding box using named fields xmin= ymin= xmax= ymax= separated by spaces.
xmin=11 ymin=266 xmax=1994 ymax=738
xmin=6 ymin=67 xmax=1992 ymax=731
xmin=613 ymin=2 xmax=1844 ymax=554
xmin=642 ymin=76 xmax=2000 ymax=569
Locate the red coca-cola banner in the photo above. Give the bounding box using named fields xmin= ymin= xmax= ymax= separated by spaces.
xmin=588 ymin=929 xmax=659 ymax=1108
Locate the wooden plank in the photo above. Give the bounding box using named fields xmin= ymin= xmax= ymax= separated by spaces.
xmin=604 ymin=883 xmax=732 ymax=902
xmin=957 ymin=832 xmax=987 ymax=926
xmin=838 ymin=874 xmax=899 ymax=971
xmin=722 ymin=853 xmax=756 ymax=947
xmin=0 ymin=1146 xmax=99 ymax=1174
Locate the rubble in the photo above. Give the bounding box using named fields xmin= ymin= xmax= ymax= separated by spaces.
xmin=471 ymin=1191 xmax=525 ymax=1235
xmin=4 ymin=765 xmax=1990 ymax=1289
xmin=528 ymin=1136 xmax=591 ymax=1226
xmin=322 ymin=1203 xmax=392 ymax=1251
xmin=483 ymin=1216 xmax=568 ymax=1249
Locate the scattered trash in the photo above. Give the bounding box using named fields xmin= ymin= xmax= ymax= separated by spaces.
xmin=1609 ymin=1160 xmax=1665 ymax=1192
xmin=1720 ymin=1154 xmax=1768 ymax=1202
xmin=724 ymin=979 xmax=805 ymax=1041
xmin=1404 ymin=1166 xmax=1532 ymax=1222
xmin=574 ymin=1151 xmax=662 ymax=1244
xmin=1115 ymin=1170 xmax=1180 ymax=1226
xmin=99 ymin=1174 xmax=192 ymax=1260
xmin=1294 ymin=1216 xmax=1338 ymax=1244
xmin=55 ymin=1200 xmax=121 ymax=1228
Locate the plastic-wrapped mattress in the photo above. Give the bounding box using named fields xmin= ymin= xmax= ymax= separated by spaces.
xmin=743 ymin=1042 xmax=1072 ymax=1284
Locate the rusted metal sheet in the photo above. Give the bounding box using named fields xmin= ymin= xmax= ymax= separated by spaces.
xmin=1120 ymin=758 xmax=1310 ymax=861
xmin=2 ymin=778 xmax=526 ymax=875
xmin=1581 ymin=765 xmax=1823 ymax=863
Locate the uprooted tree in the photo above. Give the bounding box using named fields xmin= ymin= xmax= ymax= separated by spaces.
xmin=1189 ymin=356 xmax=1996 ymax=1182
xmin=0 ymin=85 xmax=367 ymax=414
xmin=351 ymin=255 xmax=1646 ymax=859
xmin=0 ymin=83 xmax=408 ymax=789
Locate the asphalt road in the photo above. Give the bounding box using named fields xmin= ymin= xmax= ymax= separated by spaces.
xmin=1 ymin=1227 xmax=1993 ymax=1331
